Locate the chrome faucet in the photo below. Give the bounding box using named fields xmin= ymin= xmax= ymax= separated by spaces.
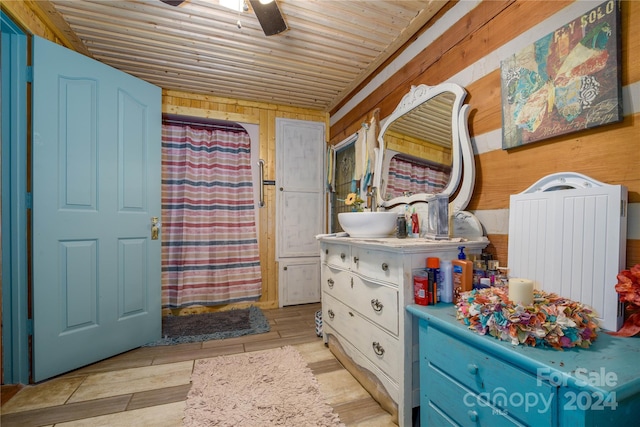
xmin=368 ymin=187 xmax=378 ymax=212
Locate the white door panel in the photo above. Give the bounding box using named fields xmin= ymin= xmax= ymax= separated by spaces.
xmin=276 ymin=118 xmax=325 ymax=306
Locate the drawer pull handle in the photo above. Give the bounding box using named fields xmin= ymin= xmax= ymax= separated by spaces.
xmin=328 ymin=309 xmax=335 ymax=319
xmin=353 ymin=256 xmax=359 ymax=264
xmin=372 ymin=341 xmax=385 ymax=356
xmin=467 ymin=364 xmax=478 ymax=374
xmin=467 ymin=410 xmax=478 ymax=422
xmin=340 ymin=253 xmax=346 ymax=260
xmin=327 ymin=278 xmax=334 ymax=288
xmin=381 ymin=262 xmax=389 ymax=271
xmin=371 ymin=299 xmax=383 ymax=312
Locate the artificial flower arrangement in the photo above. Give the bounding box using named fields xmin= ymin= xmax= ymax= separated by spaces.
xmin=456 ymin=286 xmax=599 ymax=350
xmin=608 ymin=264 xmax=640 ymax=337
xmin=343 ymin=192 xmax=365 ymax=212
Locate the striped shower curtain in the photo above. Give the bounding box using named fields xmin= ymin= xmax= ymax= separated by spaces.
xmin=386 ymin=156 xmax=449 ymax=199
xmin=161 ymin=124 xmax=262 ymax=308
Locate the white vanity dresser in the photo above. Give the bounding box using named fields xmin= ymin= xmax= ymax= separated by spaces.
xmin=321 ymin=82 xmax=483 ymax=426
xmin=319 ymin=237 xmax=488 ymax=426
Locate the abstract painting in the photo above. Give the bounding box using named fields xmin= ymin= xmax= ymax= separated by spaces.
xmin=501 ymin=0 xmax=622 ymax=149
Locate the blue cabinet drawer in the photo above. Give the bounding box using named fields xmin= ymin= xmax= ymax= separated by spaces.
xmin=424 ymin=364 xmax=524 ymax=427
xmin=421 ymin=322 xmax=557 ymax=425
xmin=423 ymin=401 xmax=457 ymax=426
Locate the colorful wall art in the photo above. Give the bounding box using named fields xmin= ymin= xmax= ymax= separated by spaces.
xmin=501 ymin=0 xmax=622 ymax=149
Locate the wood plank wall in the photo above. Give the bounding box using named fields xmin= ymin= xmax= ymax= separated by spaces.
xmin=330 ymin=0 xmax=640 ymax=269
xmin=162 ymin=91 xmax=328 ymax=312
xmin=384 ymin=131 xmax=452 ymax=166
xmin=3 ymin=0 xmax=638 ymax=310
xmin=1 ymin=0 xmax=328 ymax=312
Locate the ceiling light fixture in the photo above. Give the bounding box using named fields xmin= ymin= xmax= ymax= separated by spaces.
xmin=219 ymin=0 xmax=244 ymax=12
xmin=259 ymin=0 xmax=274 ymax=4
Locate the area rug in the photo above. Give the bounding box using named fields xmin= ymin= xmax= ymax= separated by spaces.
xmin=183 ymin=346 xmax=345 ymax=427
xmin=145 ymin=306 xmax=270 ymax=346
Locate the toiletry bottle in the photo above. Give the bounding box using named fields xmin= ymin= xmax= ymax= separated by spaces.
xmin=404 ymin=205 xmax=411 ymax=237
xmin=426 ymin=257 xmax=440 ymax=304
xmin=439 ymin=260 xmax=453 ymax=303
xmin=452 ymin=246 xmax=473 ymax=294
xmin=413 ymin=270 xmax=429 ymax=306
xmin=473 ymin=260 xmax=486 ymax=288
xmin=481 ymin=252 xmax=492 ymax=268
xmin=411 ymin=210 xmax=420 ymax=237
xmin=496 ymin=266 xmax=510 ymax=287
xmin=396 ymin=213 xmax=407 ymax=238
xmin=487 ymin=260 xmax=499 ymax=286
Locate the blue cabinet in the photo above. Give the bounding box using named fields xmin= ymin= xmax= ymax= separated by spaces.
xmin=407 ymin=304 xmax=640 ymax=426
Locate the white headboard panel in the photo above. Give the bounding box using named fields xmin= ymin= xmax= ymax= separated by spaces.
xmin=508 ymin=172 xmax=627 ymax=331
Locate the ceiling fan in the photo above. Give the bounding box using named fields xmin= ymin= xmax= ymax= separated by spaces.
xmin=160 ymin=0 xmax=288 ymax=36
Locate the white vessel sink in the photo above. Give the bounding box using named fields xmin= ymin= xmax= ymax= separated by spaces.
xmin=338 ymin=211 xmax=397 ymax=238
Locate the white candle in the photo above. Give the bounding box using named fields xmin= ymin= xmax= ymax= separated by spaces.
xmin=509 ymin=278 xmax=534 ymax=306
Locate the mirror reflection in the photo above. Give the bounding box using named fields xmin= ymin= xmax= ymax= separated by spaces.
xmin=375 ymin=83 xmax=472 ymax=209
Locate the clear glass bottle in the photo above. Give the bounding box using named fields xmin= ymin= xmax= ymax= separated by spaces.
xmin=396 ymin=213 xmax=407 ymax=238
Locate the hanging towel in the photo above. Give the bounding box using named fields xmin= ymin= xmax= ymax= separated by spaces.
xmin=354 ymin=126 xmax=366 ymax=184
xmin=360 ymin=111 xmax=380 ymax=195
xmin=326 ymin=146 xmax=335 ymax=192
xmin=366 ymin=109 xmax=380 ymax=172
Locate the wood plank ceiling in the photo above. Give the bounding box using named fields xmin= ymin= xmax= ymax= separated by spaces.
xmin=42 ymin=0 xmax=448 ymax=112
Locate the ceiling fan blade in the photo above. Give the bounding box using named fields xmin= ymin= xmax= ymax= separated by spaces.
xmin=160 ymin=0 xmax=187 ymax=6
xmin=249 ymin=0 xmax=288 ymax=36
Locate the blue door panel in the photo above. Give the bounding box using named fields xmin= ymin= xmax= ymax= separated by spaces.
xmin=32 ymin=36 xmax=161 ymax=382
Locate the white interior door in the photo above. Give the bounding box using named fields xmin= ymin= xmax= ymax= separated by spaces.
xmin=32 ymin=36 xmax=161 ymax=381
xmin=276 ymin=118 xmax=325 ymax=306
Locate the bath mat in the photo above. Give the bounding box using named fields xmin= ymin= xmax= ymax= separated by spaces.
xmin=144 ymin=306 xmax=270 ymax=346
xmin=183 ymin=346 xmax=344 ymax=427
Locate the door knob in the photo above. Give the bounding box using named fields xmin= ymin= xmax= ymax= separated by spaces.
xmin=151 ymin=217 xmax=161 ymax=240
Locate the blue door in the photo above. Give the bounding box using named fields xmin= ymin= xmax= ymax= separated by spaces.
xmin=32 ymin=36 xmax=161 ymax=381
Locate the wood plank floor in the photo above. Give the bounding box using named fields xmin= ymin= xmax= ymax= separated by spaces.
xmin=0 ymin=303 xmax=397 ymax=426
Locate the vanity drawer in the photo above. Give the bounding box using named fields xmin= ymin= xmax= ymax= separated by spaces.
xmin=423 ymin=324 xmax=556 ymax=425
xmin=323 ymin=243 xmax=351 ymax=269
xmin=424 ymin=364 xmax=524 ymax=427
xmin=322 ymin=265 xmax=352 ymax=293
xmin=323 ymin=265 xmax=398 ymax=335
xmin=351 ymin=247 xmax=400 ymax=285
xmin=323 ymin=293 xmax=399 ymax=381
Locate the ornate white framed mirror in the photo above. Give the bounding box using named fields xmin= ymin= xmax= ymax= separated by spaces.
xmin=373 ymin=83 xmax=476 ymax=213
xmin=372 ymin=82 xmax=484 ymax=239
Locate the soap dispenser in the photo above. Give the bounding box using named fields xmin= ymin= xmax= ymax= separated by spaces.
xmin=452 ymin=246 xmax=473 ymax=294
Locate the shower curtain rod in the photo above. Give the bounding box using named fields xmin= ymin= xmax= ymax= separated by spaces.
xmin=162 ymin=113 xmax=246 ymax=132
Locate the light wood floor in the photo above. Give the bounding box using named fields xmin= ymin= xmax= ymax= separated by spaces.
xmin=0 ymin=303 xmax=397 ymax=426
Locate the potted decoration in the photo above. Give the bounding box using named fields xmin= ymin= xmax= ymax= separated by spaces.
xmin=608 ymin=264 xmax=640 ymax=337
